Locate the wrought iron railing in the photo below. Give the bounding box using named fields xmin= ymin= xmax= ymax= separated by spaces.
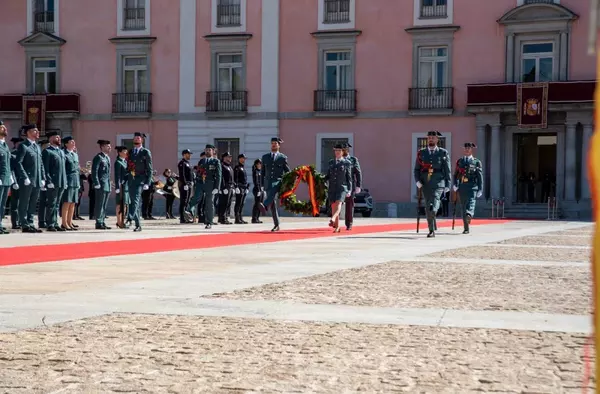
xmin=524 ymin=0 xmax=554 ymax=4
xmin=123 ymin=7 xmax=146 ymax=30
xmin=408 ymin=87 xmax=454 ymax=110
xmin=314 ymin=89 xmax=357 ymax=112
xmin=112 ymin=93 xmax=152 ymax=113
xmin=323 ymin=0 xmax=350 ymax=23
xmin=206 ymin=91 xmax=248 ymax=112
xmin=216 ymin=3 xmax=241 ymax=26
xmin=420 ymin=3 xmax=447 ymax=18
xmin=33 ymin=11 xmax=54 ymax=33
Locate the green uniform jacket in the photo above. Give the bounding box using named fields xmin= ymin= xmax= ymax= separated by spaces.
xmin=10 ymin=149 xmax=18 ymax=184
xmin=63 ymin=149 xmax=81 ymax=188
xmin=200 ymin=157 xmax=222 ymax=191
xmin=345 ymin=155 xmax=362 ymax=190
xmin=92 ymin=153 xmax=111 ymax=192
xmin=0 ymin=141 xmax=12 ymax=186
xmin=413 ymin=147 xmax=451 ymax=189
xmin=128 ymin=147 xmax=153 ymax=185
xmin=15 ymin=139 xmax=45 ymax=187
xmin=114 ymin=157 xmax=129 ymax=193
xmin=261 ymin=152 xmax=291 ymax=190
xmin=453 ymin=156 xmax=483 ymax=191
xmin=42 ymin=146 xmax=67 ymax=189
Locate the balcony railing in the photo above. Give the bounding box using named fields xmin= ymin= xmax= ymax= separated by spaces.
xmin=206 ymin=91 xmax=248 ymax=112
xmin=112 ymin=93 xmax=152 ymax=114
xmin=409 ymin=87 xmax=454 ymax=110
xmin=524 ymin=0 xmax=555 ymax=4
xmin=33 ymin=11 xmax=54 ymax=33
xmin=123 ymin=7 xmax=145 ymax=30
xmin=323 ymin=0 xmax=350 ymax=23
xmin=314 ymin=89 xmax=357 ymax=112
xmin=216 ymin=3 xmax=241 ymax=26
xmin=420 ymin=3 xmax=447 ymax=18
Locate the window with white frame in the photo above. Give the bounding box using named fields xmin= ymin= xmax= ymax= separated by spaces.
xmin=324 ymin=51 xmax=351 ymax=91
xmin=215 ymin=138 xmax=240 ymax=159
xmin=217 ymin=54 xmax=243 ymax=92
xmin=123 ymin=56 xmax=148 ymax=94
xmin=420 ymin=0 xmax=447 ymax=18
xmin=217 ymin=0 xmax=241 ymax=27
xmin=124 ymin=0 xmax=146 ymax=30
xmin=521 ymin=42 xmax=554 ymax=82
xmin=33 ymin=58 xmax=57 ymax=94
xmin=324 ymin=0 xmax=350 ymax=23
xmin=33 ymin=0 xmax=55 ymax=33
xmin=418 ymin=47 xmax=448 ymax=88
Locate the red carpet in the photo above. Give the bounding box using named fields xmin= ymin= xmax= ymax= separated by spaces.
xmin=0 ymin=219 xmax=510 ymax=267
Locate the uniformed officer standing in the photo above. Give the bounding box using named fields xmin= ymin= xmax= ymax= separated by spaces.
xmin=260 ymin=137 xmax=291 ymax=232
xmin=15 ymin=124 xmax=45 ymax=233
xmin=218 ymin=152 xmax=234 ymax=225
xmin=453 ymin=142 xmax=483 ymax=234
xmin=42 ymin=131 xmax=67 ymax=232
xmin=251 ymin=159 xmax=264 ymax=223
xmin=233 ymin=154 xmax=249 ymax=224
xmin=325 ymin=144 xmax=352 ymax=232
xmin=92 ymin=140 xmax=112 ymax=230
xmin=0 ymin=121 xmax=13 ymax=234
xmin=178 ymin=149 xmax=193 ymax=223
xmin=9 ymin=137 xmax=23 ymax=229
xmin=37 ymin=139 xmax=50 ymax=228
xmin=413 ymin=130 xmax=451 ymax=238
xmin=114 ymin=146 xmax=130 ymax=229
xmin=127 ymin=132 xmax=153 ymax=232
xmin=61 ymin=136 xmax=81 ymax=230
xmin=199 ymin=144 xmax=221 ymax=229
xmin=341 ymin=143 xmax=362 ymax=230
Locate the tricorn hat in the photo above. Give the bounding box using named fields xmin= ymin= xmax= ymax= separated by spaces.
xmin=134 ymin=132 xmax=146 ymax=138
xmin=221 ymin=151 xmax=232 ymax=158
xmin=97 ymin=139 xmax=111 ymax=146
xmin=62 ymin=136 xmax=74 ymax=144
xmin=464 ymin=142 xmax=477 ymax=148
xmin=427 ymin=130 xmax=442 ymax=137
xmin=45 ymin=131 xmax=60 ymax=138
xmin=238 ymin=153 xmax=246 ymax=159
xmin=334 ymin=143 xmax=344 ymax=149
xmin=21 ymin=124 xmax=37 ymax=134
xmin=271 ymin=137 xmax=283 ymax=143
xmin=10 ymin=137 xmax=23 ymax=144
xmin=205 ymin=144 xmax=215 ymax=149
xmin=182 ymin=149 xmax=192 ymax=155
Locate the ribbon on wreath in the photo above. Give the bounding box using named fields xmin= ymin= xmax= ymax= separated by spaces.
xmin=127 ymin=159 xmax=136 ymax=176
xmin=280 ymin=165 xmax=319 ymax=217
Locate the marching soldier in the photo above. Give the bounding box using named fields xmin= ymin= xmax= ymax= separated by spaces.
xmin=233 ymin=154 xmax=249 ymax=224
xmin=42 ymin=131 xmax=67 ymax=232
xmin=15 ymin=124 xmax=45 ymax=233
xmin=0 ymin=121 xmax=12 ymax=234
xmin=453 ymin=142 xmax=483 ymax=234
xmin=325 ymin=144 xmax=352 ymax=233
xmin=341 ymin=143 xmax=362 ymax=230
xmin=92 ymin=140 xmax=112 ymax=230
xmin=187 ymin=152 xmax=206 ymax=223
xmin=127 ymin=132 xmax=153 ymax=232
xmin=199 ymin=144 xmax=221 ymax=229
xmin=61 ymin=136 xmax=81 ymax=230
xmin=37 ymin=139 xmax=50 ymax=228
xmin=114 ymin=146 xmax=130 ymax=229
xmin=178 ymin=149 xmax=193 ymax=223
xmin=9 ymin=136 xmax=23 ymax=229
xmin=218 ymin=152 xmax=234 ymax=225
xmin=413 ymin=130 xmax=451 ymax=238
xmin=259 ymin=137 xmax=290 ymax=232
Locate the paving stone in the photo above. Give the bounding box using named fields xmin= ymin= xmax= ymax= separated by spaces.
xmin=494 ymin=235 xmax=592 ymax=247
xmin=426 ymin=245 xmax=590 ymax=262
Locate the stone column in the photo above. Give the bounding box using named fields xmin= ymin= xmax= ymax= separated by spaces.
xmin=581 ymin=124 xmax=594 ymax=200
xmin=506 ymin=34 xmax=515 ymax=82
xmin=559 ymin=32 xmax=568 ymax=80
xmin=490 ymin=124 xmax=502 ymax=199
xmin=476 ymin=125 xmax=487 ymax=197
xmin=564 ymin=123 xmax=577 ymax=201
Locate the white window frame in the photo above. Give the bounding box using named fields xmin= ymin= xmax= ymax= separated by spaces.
xmin=117 ymin=133 xmax=151 ymax=150
xmin=410 ymin=132 xmax=452 ymax=202
xmin=212 ymin=0 xmax=247 ymax=33
xmin=417 ymin=46 xmax=448 ymax=88
xmin=323 ymin=51 xmax=351 ymax=91
xmin=117 ymin=0 xmax=150 ymax=37
xmin=32 ymin=57 xmax=57 ymax=94
xmin=122 ymin=55 xmax=149 ymax=94
xmin=413 ymin=0 xmax=453 ymax=26
xmin=520 ymin=41 xmax=555 ymax=82
xmin=318 ymin=0 xmax=355 ymax=30
xmin=315 ymin=133 xmax=354 ymax=173
xmin=27 ymin=0 xmax=59 ymax=35
xmin=217 ymin=53 xmax=243 ymax=92
xmin=517 ymin=0 xmax=559 ymax=5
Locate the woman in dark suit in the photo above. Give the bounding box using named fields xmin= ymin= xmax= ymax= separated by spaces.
xmin=251 ymin=159 xmax=264 ymax=223
xmin=162 ymin=168 xmax=178 ymax=219
xmin=325 ymin=144 xmax=352 ymax=232
xmin=61 ymin=136 xmax=80 ymax=230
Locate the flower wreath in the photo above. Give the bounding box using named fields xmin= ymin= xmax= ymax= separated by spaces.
xmin=279 ymin=165 xmax=327 ymax=216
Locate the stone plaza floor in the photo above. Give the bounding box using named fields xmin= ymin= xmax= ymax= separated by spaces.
xmin=0 ymin=217 xmax=595 ymax=393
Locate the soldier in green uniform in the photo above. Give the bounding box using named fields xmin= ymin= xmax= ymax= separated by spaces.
xmin=413 ymin=130 xmax=451 ymax=238
xmin=0 ymin=121 xmax=13 ymax=234
xmin=37 ymin=139 xmax=50 ymax=228
xmin=342 ymin=143 xmax=362 ymax=230
xmin=199 ymin=144 xmax=221 ymax=229
xmin=61 ymin=136 xmax=81 ymax=231
xmin=114 ymin=146 xmax=131 ymax=229
xmin=453 ymin=142 xmax=483 ymax=234
xmin=127 ymin=132 xmax=153 ymax=232
xmin=92 ymin=140 xmax=112 ymax=230
xmin=42 ymin=131 xmax=67 ymax=232
xmin=9 ymin=137 xmax=23 ymax=229
xmin=259 ymin=137 xmax=291 ymax=232
xmin=15 ymin=124 xmax=45 ymax=233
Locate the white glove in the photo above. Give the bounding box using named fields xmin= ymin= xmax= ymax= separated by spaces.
xmin=24 ymin=179 xmax=31 ymax=186
xmin=12 ymin=183 xmax=19 ymax=190
xmin=212 ymin=189 xmax=218 ymax=195
xmin=235 ymin=188 xmax=240 ymax=194
xmin=94 ymin=184 xmax=100 ymax=189
xmin=41 ymin=180 xmax=45 ymax=187
xmin=143 ymin=184 xmax=149 ymax=191
xmin=416 ymin=181 xmax=422 ymax=189
xmin=9 ymin=175 xmax=14 ymax=184
xmin=223 ymin=189 xmax=228 ymax=195
xmin=452 ymin=185 xmax=458 ymax=192
xmin=477 ymin=191 xmax=483 ymax=198
xmin=444 ymin=187 xmax=450 ymax=193
xmin=0 ymin=179 xmax=2 ymax=186
xmin=47 ymin=183 xmax=55 ymax=189
xmin=116 ymin=189 xmax=120 ymax=194
xmin=183 ymin=185 xmax=189 ymax=191
xmin=64 ymin=185 xmax=68 ymax=190
xmin=262 ymin=191 xmax=267 ymax=198
xmin=355 ymin=187 xmax=361 ymax=194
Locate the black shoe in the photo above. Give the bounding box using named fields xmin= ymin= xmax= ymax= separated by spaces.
xmin=12 ymin=225 xmax=21 ymax=230
xmin=205 ymin=223 xmax=212 ymax=229
xmin=22 ymin=227 xmax=35 ymax=233
xmin=463 ymin=230 xmax=470 ymax=234
xmin=95 ymin=224 xmax=104 ymax=230
xmin=147 ymin=216 xmax=157 ymax=220
xmin=0 ymin=229 xmax=9 ymax=234
xmin=346 ymin=224 xmax=352 ymax=231
xmin=55 ymin=226 xmax=66 ymax=232
xmin=427 ymin=231 xmax=435 ymax=238
xmin=271 ymin=225 xmax=280 ymax=232
xmin=251 ymin=219 xmax=260 ymax=223
xmin=241 ymin=219 xmax=248 ymax=224
xmin=134 ymin=226 xmax=142 ymax=232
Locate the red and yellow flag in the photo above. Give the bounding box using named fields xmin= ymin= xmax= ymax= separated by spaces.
xmin=591 ymin=48 xmax=600 ymax=387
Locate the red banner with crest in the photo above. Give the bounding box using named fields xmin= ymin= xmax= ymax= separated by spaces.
xmin=22 ymin=95 xmax=46 ymax=132
xmin=517 ymin=82 xmax=548 ymax=129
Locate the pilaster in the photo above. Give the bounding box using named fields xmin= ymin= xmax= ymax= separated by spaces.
xmin=490 ymin=124 xmax=502 ymax=199
xmin=581 ymin=124 xmax=594 ymax=200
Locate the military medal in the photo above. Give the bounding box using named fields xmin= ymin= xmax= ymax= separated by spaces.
xmin=428 ymin=168 xmax=433 ymax=175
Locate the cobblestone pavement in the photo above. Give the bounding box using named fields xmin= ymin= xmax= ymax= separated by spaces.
xmin=427 ymin=245 xmax=590 ymax=262
xmin=206 ymin=261 xmax=591 ymax=314
xmin=494 ymin=235 xmax=592 ymax=246
xmin=0 ymin=314 xmax=594 ymax=394
xmin=545 ymin=225 xmax=595 ymax=237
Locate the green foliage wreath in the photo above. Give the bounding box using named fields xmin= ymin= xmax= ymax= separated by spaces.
xmin=279 ymin=165 xmax=327 ymax=216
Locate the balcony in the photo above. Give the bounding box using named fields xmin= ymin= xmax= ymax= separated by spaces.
xmin=123 ymin=7 xmax=145 ymax=30
xmin=523 ymin=0 xmax=555 ymax=4
xmin=206 ymin=91 xmax=248 ymax=116
xmin=420 ymin=3 xmax=447 ymax=18
xmin=313 ymin=89 xmax=357 ymax=115
xmin=408 ymin=87 xmax=453 ymax=115
xmin=216 ymin=3 xmax=241 ymax=27
xmin=33 ymin=11 xmax=54 ymax=33
xmin=112 ymin=93 xmax=152 ymax=117
xmin=323 ymin=0 xmax=350 ymax=23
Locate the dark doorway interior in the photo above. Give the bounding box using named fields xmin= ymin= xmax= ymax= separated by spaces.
xmin=515 ymin=133 xmax=557 ymax=203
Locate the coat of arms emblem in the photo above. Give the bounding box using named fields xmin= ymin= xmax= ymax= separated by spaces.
xmin=523 ymin=98 xmax=540 ymax=116
xmin=27 ymin=107 xmax=39 ymax=124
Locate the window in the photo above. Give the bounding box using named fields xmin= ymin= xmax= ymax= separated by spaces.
xmin=316 ymin=51 xmax=355 ymax=112
xmin=123 ymin=56 xmax=148 ymax=93
xmin=117 ymin=134 xmax=150 ymax=150
xmin=324 ymin=0 xmax=350 ymax=23
xmin=324 ymin=51 xmax=351 ymax=91
xmin=33 ymin=58 xmax=56 ymax=94
xmin=124 ymin=0 xmax=146 ymax=30
xmin=321 ymin=137 xmax=349 ymax=170
xmin=33 ymin=0 xmax=55 ymax=33
xmin=420 ymin=0 xmax=447 ymax=18
xmin=418 ymin=47 xmax=447 ymax=88
xmin=217 ymin=0 xmax=241 ymax=27
xmin=215 ymin=138 xmax=240 ymax=160
xmin=521 ymin=42 xmax=554 ymax=82
xmin=217 ymin=54 xmax=243 ymax=92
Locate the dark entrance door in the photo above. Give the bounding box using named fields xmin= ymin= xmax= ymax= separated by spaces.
xmin=514 ymin=133 xmax=557 ymax=203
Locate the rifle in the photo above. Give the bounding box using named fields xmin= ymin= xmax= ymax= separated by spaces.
xmin=416 ymin=187 xmax=423 ymax=233
xmin=452 ymin=189 xmax=461 ymax=230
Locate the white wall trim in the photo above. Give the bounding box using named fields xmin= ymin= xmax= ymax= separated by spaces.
xmin=27 ymin=0 xmax=60 ymax=36
xmin=260 ymin=0 xmax=279 ymax=112
xmin=517 ymin=0 xmax=559 ymax=5
xmin=412 ymin=0 xmax=453 ymax=27
xmin=211 ymin=0 xmax=247 ymax=33
xmin=117 ymin=0 xmax=151 ymax=37
xmin=410 ymin=132 xmax=452 ymax=202
xmin=179 ymin=0 xmax=197 ymax=113
xmin=315 ymin=133 xmax=354 ymax=173
xmin=317 ymin=0 xmax=355 ymax=31
xmin=116 ymin=133 xmax=152 ymax=150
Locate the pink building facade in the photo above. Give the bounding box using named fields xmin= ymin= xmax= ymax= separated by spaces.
xmin=0 ymin=0 xmax=595 ymax=218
